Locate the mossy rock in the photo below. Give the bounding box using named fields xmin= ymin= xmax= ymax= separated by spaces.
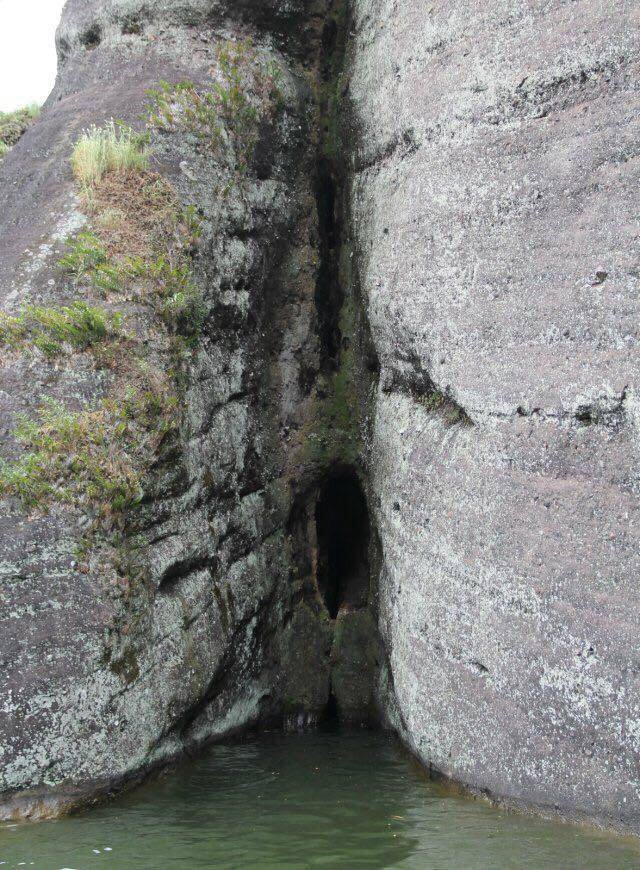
xmin=330 ymin=608 xmax=380 ymax=723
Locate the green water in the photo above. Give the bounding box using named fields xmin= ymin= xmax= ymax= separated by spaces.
xmin=1 ymin=729 xmax=638 ymax=869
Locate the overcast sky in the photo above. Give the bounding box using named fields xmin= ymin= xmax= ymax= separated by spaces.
xmin=0 ymin=0 xmax=66 ymax=112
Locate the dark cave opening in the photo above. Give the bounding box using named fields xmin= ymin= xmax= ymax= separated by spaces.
xmin=316 ymin=470 xmax=370 ymax=619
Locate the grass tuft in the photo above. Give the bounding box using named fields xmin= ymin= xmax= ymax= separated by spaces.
xmin=71 ymin=120 xmax=150 ymax=191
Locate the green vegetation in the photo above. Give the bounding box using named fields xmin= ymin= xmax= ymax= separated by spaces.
xmin=298 ymin=297 xmax=360 ymax=471
xmin=314 ymin=1 xmax=349 ymax=163
xmin=1 ymin=118 xmax=203 ymax=524
xmin=418 ymin=389 xmax=471 ymax=426
xmin=0 ymin=383 xmax=178 ymax=513
xmin=0 ymin=104 xmax=40 ymax=157
xmin=58 ymin=230 xmax=109 ymax=278
xmin=0 ymin=301 xmax=122 ymax=357
xmin=418 ymin=390 xmax=446 ymax=413
xmin=71 ymin=120 xmax=150 ymax=192
xmin=60 ymin=234 xmax=203 ymax=336
xmin=147 ymin=38 xmax=284 ymax=174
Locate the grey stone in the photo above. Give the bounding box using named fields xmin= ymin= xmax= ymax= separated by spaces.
xmin=349 ymin=0 xmax=640 ymax=835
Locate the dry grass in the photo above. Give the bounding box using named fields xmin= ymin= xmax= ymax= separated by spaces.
xmin=71 ymin=120 xmax=150 ymax=192
xmin=87 ymin=170 xmax=181 ymax=261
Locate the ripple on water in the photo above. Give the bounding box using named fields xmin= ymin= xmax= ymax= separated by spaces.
xmin=1 ymin=730 xmax=639 ymax=869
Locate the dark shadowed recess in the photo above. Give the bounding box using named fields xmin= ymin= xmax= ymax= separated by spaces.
xmin=316 ymin=469 xmax=370 ymax=619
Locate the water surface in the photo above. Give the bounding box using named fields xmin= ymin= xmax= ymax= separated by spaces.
xmin=1 ymin=729 xmax=638 ymax=869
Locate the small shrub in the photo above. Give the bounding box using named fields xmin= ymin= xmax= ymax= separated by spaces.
xmin=60 ymin=225 xmax=204 ymax=337
xmin=60 ymin=232 xmax=125 ymax=294
xmin=27 ymin=302 xmax=119 ymax=349
xmin=59 ymin=231 xmax=109 ymax=278
xmin=126 ymin=255 xmax=204 ymax=335
xmin=0 ymin=452 xmax=53 ymax=506
xmin=0 ymin=312 xmax=27 ymax=347
xmin=146 ymin=38 xmax=284 ymax=174
xmin=71 ymin=120 xmax=150 ymax=191
xmin=147 ymin=79 xmax=223 ymax=148
xmin=0 ymin=104 xmax=40 ymax=156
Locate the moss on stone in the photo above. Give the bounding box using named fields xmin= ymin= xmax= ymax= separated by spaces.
xmin=330 ymin=608 xmax=380 ymax=722
xmin=278 ymin=602 xmax=332 ymax=716
xmin=109 ymin=645 xmax=141 ymax=684
xmin=417 ymin=389 xmax=473 ymax=427
xmin=296 ymin=294 xmax=361 ymax=472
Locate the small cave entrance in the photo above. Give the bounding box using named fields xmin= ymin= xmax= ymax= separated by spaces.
xmin=279 ymin=470 xmax=381 ymax=726
xmin=315 ymin=470 xmax=370 ymax=619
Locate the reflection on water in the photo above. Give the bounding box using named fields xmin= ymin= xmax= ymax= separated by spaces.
xmin=1 ymin=729 xmax=638 ymax=869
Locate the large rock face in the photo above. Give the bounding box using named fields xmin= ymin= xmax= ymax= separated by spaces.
xmin=348 ymin=0 xmax=640 ymax=833
xmin=0 ymin=0 xmax=359 ymax=819
xmin=1 ymin=0 xmax=639 ymax=837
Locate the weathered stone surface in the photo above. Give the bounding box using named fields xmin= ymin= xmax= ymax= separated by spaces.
xmin=331 ymin=608 xmax=380 ymax=722
xmin=348 ymin=0 xmax=640 ymax=833
xmin=0 ymin=0 xmax=341 ymax=819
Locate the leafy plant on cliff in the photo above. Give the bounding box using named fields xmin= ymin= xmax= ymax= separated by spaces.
xmin=58 ymin=231 xmax=109 ymax=278
xmin=60 ymin=235 xmax=204 ymax=336
xmin=0 ymin=379 xmax=178 ymax=514
xmin=0 ymin=301 xmax=122 ymax=357
xmin=146 ymin=38 xmax=284 ymax=174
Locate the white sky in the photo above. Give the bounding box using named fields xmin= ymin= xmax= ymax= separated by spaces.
xmin=0 ymin=0 xmax=66 ymax=112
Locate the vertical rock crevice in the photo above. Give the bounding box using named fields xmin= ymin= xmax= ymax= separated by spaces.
xmin=316 ymin=470 xmax=370 ymax=619
xmin=275 ymin=0 xmax=386 ymax=729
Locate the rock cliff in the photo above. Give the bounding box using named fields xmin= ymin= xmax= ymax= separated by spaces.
xmin=1 ymin=0 xmax=639 ymax=836
xmin=349 ymin=0 xmax=640 ymax=833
